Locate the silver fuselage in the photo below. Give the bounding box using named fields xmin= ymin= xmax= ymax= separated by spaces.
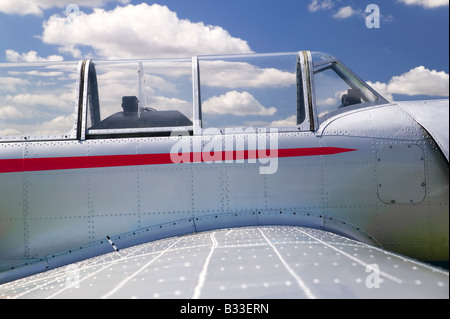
xmin=0 ymin=52 xmax=448 ymax=283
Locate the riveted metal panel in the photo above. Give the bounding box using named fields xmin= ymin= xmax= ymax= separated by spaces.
xmin=0 ymin=217 xmax=25 ymax=262
xmin=376 ymin=144 xmax=426 ymax=204
xmin=0 ymin=173 xmax=23 ymax=220
xmin=25 ymin=170 xmax=89 ymax=256
xmin=397 ymin=100 xmax=449 ymax=162
xmin=25 ymin=171 xmax=88 ymax=219
xmin=320 ymin=107 xmax=373 ymax=137
xmin=89 ymin=167 xmax=140 ymax=240
xmin=324 ymin=161 xmax=378 ymax=207
xmin=227 ymin=164 xmax=266 ymax=211
xmin=193 ymin=165 xmax=225 ymax=214
xmin=87 ymin=138 xmax=137 ymax=157
xmin=91 ymin=213 xmax=141 ymax=242
xmin=266 ymin=161 xmax=323 ymax=209
xmin=26 ymin=216 xmax=92 ymax=258
xmin=26 ymin=140 xmax=88 ymax=158
xmin=369 ymin=105 xmax=424 ymax=140
xmin=319 ymin=104 xmax=424 ymax=140
xmin=139 ymin=165 xmax=193 ymax=215
xmin=89 ymin=167 xmax=139 ymax=217
xmin=0 ymin=142 xmax=26 ymax=259
xmin=0 ymin=141 xmax=23 ymax=158
xmin=194 ymin=212 xmax=258 ymax=232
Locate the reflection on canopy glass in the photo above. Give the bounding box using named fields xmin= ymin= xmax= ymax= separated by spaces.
xmin=199 ymin=53 xmax=299 ymax=129
xmin=311 ymin=52 xmax=384 ymax=120
xmin=0 ymin=61 xmax=79 ymax=140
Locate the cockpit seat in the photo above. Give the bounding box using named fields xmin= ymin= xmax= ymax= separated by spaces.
xmin=122 ymin=96 xmax=139 ymax=113
xmin=341 ymin=89 xmax=363 ymax=107
xmin=89 ymin=96 xmax=192 ymax=130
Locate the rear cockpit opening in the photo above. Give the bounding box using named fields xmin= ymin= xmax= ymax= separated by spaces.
xmin=85 ymin=59 xmax=194 ymax=137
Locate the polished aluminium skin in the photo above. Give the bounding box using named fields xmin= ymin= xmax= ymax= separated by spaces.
xmin=1 ymin=226 xmax=448 ymax=299
xmin=0 ymin=51 xmax=448 ymax=287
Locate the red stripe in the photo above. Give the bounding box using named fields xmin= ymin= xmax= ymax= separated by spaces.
xmin=0 ymin=147 xmax=356 ymax=173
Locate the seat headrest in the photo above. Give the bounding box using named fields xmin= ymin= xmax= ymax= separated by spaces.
xmin=122 ymin=96 xmax=138 ymax=113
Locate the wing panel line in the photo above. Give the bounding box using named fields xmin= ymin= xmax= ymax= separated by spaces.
xmin=295 ymin=228 xmax=403 ymax=284
xmin=258 ymin=227 xmax=316 ymax=299
xmin=192 ymin=232 xmax=218 ymax=299
xmin=46 ymin=255 xmax=124 ymax=299
xmin=9 ymin=249 xmax=125 ymax=299
xmin=44 ymin=243 xmax=150 ymax=299
xmin=101 ymin=238 xmax=182 ymax=299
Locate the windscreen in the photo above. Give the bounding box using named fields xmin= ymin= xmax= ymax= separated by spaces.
xmin=311 ymin=52 xmax=387 ymax=120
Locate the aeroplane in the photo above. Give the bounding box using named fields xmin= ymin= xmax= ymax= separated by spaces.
xmin=0 ymin=51 xmax=448 ymax=299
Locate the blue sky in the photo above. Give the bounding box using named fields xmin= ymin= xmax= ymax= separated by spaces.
xmin=0 ymin=0 xmax=448 ymax=101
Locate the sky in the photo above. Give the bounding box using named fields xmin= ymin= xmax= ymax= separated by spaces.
xmin=0 ymin=0 xmax=448 ymax=103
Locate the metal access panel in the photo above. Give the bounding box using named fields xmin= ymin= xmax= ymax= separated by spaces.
xmin=376 ymin=144 xmax=426 ymax=204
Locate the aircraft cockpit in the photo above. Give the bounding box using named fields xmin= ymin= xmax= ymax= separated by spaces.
xmin=0 ymin=51 xmax=388 ymax=142
xmin=84 ymin=52 xmax=387 ymax=137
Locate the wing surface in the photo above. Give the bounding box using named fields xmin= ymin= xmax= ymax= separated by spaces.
xmin=0 ymin=226 xmax=448 ymax=299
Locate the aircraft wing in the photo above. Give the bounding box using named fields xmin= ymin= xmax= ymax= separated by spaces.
xmin=0 ymin=226 xmax=447 ymax=299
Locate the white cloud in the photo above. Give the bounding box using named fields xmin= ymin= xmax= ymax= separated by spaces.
xmin=333 ymin=6 xmax=363 ymax=19
xmin=308 ymin=0 xmax=334 ymax=12
xmin=397 ymin=0 xmax=449 ymax=9
xmin=8 ymin=70 xmax=64 ymax=77
xmin=200 ymin=61 xmax=295 ymax=89
xmin=202 ymin=91 xmax=277 ymax=116
xmin=367 ymin=81 xmax=394 ymax=102
xmin=146 ymin=95 xmax=191 ymax=117
xmin=6 ymin=93 xmax=66 ymax=108
xmin=367 ymin=66 xmax=449 ymax=101
xmin=41 ymin=3 xmax=252 ymax=59
xmin=0 ymin=0 xmax=41 ymax=15
xmin=6 ymin=50 xmax=64 ymax=62
xmin=0 ymin=128 xmax=22 ymax=136
xmin=0 ymin=62 xmax=79 ymax=137
xmin=36 ymin=115 xmax=75 ymax=135
xmin=382 ymin=14 xmax=395 ymax=23
xmin=388 ymin=66 xmax=449 ymax=96
xmin=0 ymin=106 xmax=24 ymax=119
xmin=93 ymin=60 xmax=193 ymax=119
xmin=0 ymin=0 xmax=130 ymax=16
xmin=0 ymin=77 xmax=30 ymax=92
xmin=308 ymin=2 xmax=369 ymax=20
xmin=270 ymin=115 xmax=297 ymax=127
